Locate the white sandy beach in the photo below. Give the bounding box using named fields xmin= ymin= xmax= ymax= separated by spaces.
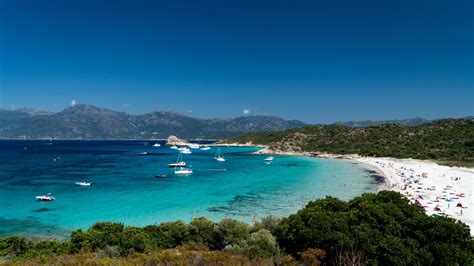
xmin=354 ymin=157 xmax=474 ymax=235
xmin=237 ymin=144 xmax=474 ymax=234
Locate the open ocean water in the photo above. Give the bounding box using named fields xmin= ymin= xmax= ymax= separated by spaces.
xmin=0 ymin=140 xmax=379 ymax=239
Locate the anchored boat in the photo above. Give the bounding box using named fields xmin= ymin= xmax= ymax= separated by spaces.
xmin=36 ymin=193 xmax=55 ymax=201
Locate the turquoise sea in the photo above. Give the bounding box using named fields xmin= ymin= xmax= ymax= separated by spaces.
xmin=0 ymin=140 xmax=380 ymax=239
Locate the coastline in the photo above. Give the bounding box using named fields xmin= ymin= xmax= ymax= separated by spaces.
xmin=354 ymin=157 xmax=474 ymax=235
xmin=246 ymin=144 xmax=474 ymax=235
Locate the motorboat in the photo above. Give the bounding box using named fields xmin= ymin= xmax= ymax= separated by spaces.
xmin=155 ymin=174 xmax=167 ymax=178
xmin=178 ymin=147 xmax=192 ymax=154
xmin=264 ymin=156 xmax=274 ymax=162
xmin=214 ymin=147 xmax=225 ymax=162
xmin=75 ymin=181 xmax=92 ymax=186
xmin=200 ymin=146 xmax=211 ymax=151
xmin=174 ymin=167 xmax=193 ymax=175
xmin=153 ymin=143 xmax=161 ymax=147
xmin=170 ymin=145 xmax=178 ymax=149
xmin=36 ymin=193 xmax=55 ymax=201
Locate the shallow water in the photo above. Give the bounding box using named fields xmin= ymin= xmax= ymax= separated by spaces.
xmin=0 ymin=140 xmax=378 ymax=239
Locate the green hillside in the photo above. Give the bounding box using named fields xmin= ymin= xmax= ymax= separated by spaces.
xmin=231 ymin=119 xmax=474 ymax=162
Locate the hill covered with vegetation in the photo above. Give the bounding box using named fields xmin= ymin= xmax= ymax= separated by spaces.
xmin=231 ymin=118 xmax=474 ymax=163
xmin=1 ymin=191 xmax=472 ymax=265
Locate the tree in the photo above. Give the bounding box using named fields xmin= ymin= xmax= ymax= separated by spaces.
xmin=214 ymin=218 xmax=250 ymax=249
xmin=144 ymin=220 xmax=189 ymax=249
xmin=188 ymin=217 xmax=216 ymax=247
xmin=246 ymin=229 xmax=279 ymax=258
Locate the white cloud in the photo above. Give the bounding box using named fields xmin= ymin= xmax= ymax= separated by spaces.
xmin=70 ymin=100 xmax=77 ymax=106
xmin=243 ymin=109 xmax=251 ymax=115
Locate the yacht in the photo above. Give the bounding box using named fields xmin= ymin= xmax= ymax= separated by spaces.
xmin=153 ymin=143 xmax=161 ymax=147
xmin=214 ymin=147 xmax=225 ymax=162
xmin=178 ymin=147 xmax=192 ymax=154
xmin=168 ymin=153 xmax=186 ymax=168
xmin=36 ymin=193 xmax=55 ymax=201
xmin=200 ymin=146 xmax=211 ymax=151
xmin=170 ymin=145 xmax=178 ymax=149
xmin=174 ymin=167 xmax=193 ymax=175
xmin=75 ymin=181 xmax=92 ymax=186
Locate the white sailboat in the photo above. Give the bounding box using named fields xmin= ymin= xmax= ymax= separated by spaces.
xmin=214 ymin=147 xmax=225 ymax=162
xmin=168 ymin=153 xmax=186 ymax=168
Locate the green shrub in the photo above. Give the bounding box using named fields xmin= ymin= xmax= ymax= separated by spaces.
xmin=188 ymin=217 xmax=216 ymax=247
xmin=214 ymin=218 xmax=250 ymax=249
xmin=144 ymin=220 xmax=189 ymax=249
xmin=275 ymin=191 xmax=474 ymax=265
xmin=246 ymin=229 xmax=279 ymax=258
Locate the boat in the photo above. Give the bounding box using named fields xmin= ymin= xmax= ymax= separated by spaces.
xmin=168 ymin=161 xmax=186 ymax=167
xmin=75 ymin=181 xmax=92 ymax=186
xmin=188 ymin=143 xmax=200 ymax=149
xmin=155 ymin=174 xmax=167 ymax=178
xmin=170 ymin=145 xmax=178 ymax=149
xmin=174 ymin=167 xmax=193 ymax=175
xmin=264 ymin=156 xmax=274 ymax=162
xmin=168 ymin=153 xmax=186 ymax=168
xmin=153 ymin=143 xmax=161 ymax=147
xmin=36 ymin=193 xmax=55 ymax=201
xmin=200 ymin=146 xmax=211 ymax=151
xmin=178 ymin=147 xmax=192 ymax=154
xmin=214 ymin=147 xmax=225 ymax=162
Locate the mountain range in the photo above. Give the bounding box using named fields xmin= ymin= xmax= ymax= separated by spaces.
xmin=0 ymin=105 xmax=305 ymax=139
xmin=0 ymin=104 xmax=466 ymax=139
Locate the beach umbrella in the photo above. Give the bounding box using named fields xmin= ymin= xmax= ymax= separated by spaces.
xmin=456 ymin=203 xmax=463 ymax=208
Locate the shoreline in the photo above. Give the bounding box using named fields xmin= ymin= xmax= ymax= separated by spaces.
xmin=245 ymin=145 xmax=474 ymax=235
xmin=354 ymin=157 xmax=473 ymax=234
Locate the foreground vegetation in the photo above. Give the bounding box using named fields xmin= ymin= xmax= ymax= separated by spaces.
xmin=1 ymin=191 xmax=473 ymax=265
xmin=231 ymin=118 xmax=474 ymax=164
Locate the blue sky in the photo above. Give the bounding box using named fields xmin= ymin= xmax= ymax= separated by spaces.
xmin=0 ymin=0 xmax=472 ymax=123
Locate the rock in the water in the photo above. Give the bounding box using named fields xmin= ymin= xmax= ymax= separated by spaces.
xmin=166 ymin=135 xmax=189 ymax=146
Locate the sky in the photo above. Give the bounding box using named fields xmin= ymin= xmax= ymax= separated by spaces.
xmin=0 ymin=0 xmax=472 ymax=123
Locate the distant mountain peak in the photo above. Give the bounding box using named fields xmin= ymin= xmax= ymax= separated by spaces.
xmin=0 ymin=104 xmax=306 ymax=139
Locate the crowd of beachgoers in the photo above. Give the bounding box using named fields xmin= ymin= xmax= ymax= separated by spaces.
xmin=356 ymin=157 xmax=473 ymax=235
xmin=249 ymin=146 xmax=473 ymax=235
